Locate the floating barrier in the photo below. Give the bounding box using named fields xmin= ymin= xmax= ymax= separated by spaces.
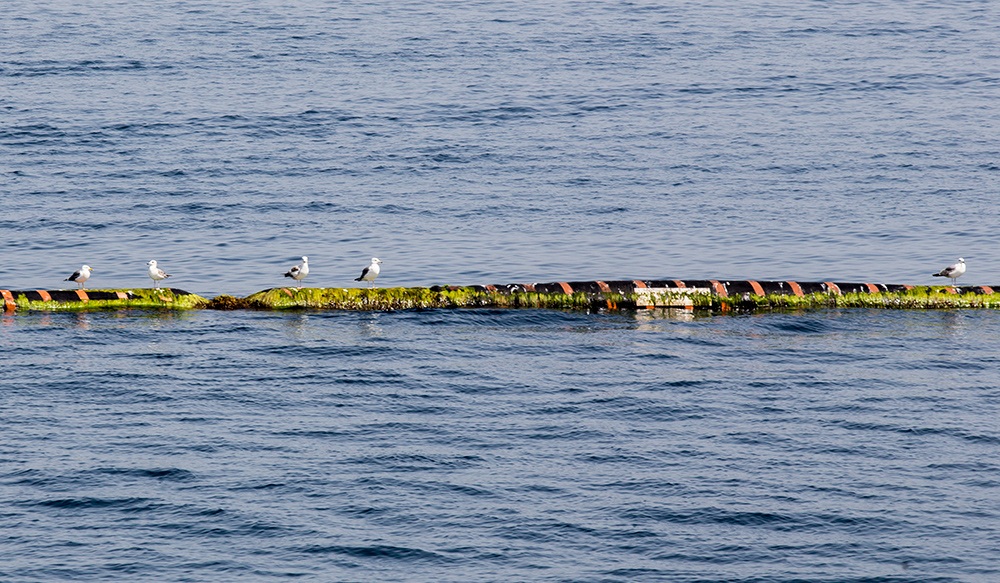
xmin=3 ymin=280 xmax=999 ymax=313
xmin=1 ymin=288 xmax=208 ymax=312
xmin=229 ymin=280 xmax=1000 ymax=311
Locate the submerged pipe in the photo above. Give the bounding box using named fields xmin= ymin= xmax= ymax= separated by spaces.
xmin=2 ymin=280 xmax=998 ymax=313
xmin=460 ymin=279 xmax=995 ymax=297
xmin=1 ymin=288 xmax=208 ymax=312
xmin=223 ymin=280 xmax=1000 ymax=311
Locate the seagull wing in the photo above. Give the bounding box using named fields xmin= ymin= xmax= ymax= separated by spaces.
xmin=66 ymin=271 xmax=81 ymax=282
xmin=933 ymin=261 xmax=963 ymax=277
xmin=355 ymin=267 xmax=369 ymax=281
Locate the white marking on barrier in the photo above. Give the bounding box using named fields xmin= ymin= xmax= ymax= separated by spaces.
xmin=635 ymin=287 xmax=711 ymax=308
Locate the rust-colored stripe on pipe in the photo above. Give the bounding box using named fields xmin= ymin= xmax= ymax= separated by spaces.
xmin=485 ymin=285 xmax=497 ymax=292
xmin=37 ymin=290 xmax=52 ymax=302
xmin=748 ymin=281 xmax=765 ymax=297
xmin=557 ymin=282 xmax=574 ymax=295
xmin=673 ymin=280 xmax=686 ymax=288
xmin=1 ymin=290 xmax=15 ymax=312
xmin=864 ymin=283 xmax=880 ymax=294
xmin=159 ymin=295 xmax=173 ymax=302
xmin=522 ymin=283 xmax=536 ymax=292
xmin=75 ymin=290 xmax=89 ymax=302
xmin=116 ymin=291 xmax=128 ymax=300
xmin=786 ymin=281 xmax=805 ymax=297
xmin=282 ymin=288 xmax=295 ymax=297
xmin=824 ymin=282 xmax=841 ymax=295
xmin=981 ymin=286 xmax=994 ymax=295
xmin=710 ymin=280 xmax=728 ymax=297
xmin=596 ymin=281 xmax=611 ymax=293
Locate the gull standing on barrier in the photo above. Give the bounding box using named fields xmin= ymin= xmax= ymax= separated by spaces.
xmin=147 ymin=260 xmax=171 ymax=288
xmin=284 ymin=256 xmax=309 ymax=289
xmin=64 ymin=265 xmax=93 ymax=289
xmin=932 ymin=257 xmax=966 ymax=288
xmin=355 ymin=258 xmax=382 ymax=289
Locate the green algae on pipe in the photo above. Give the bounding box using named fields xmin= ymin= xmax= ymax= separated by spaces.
xmin=236 ymin=286 xmax=628 ymax=311
xmin=1 ymin=288 xmax=208 ymax=312
xmin=236 ymin=284 xmax=1000 ymax=312
xmin=5 ymin=282 xmax=1000 ymax=314
xmin=706 ymin=286 xmax=1000 ymax=311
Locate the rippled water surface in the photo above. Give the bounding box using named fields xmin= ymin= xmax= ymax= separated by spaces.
xmin=3 ymin=308 xmax=999 ymax=582
xmin=3 ymin=1 xmax=1000 ymax=581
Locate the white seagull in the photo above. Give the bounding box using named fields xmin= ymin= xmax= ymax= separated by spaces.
xmin=354 ymin=257 xmax=382 ymax=288
xmin=147 ymin=260 xmax=171 ymax=288
xmin=283 ymin=256 xmax=310 ymax=289
xmin=64 ymin=265 xmax=93 ymax=289
xmin=932 ymin=257 xmax=966 ymax=288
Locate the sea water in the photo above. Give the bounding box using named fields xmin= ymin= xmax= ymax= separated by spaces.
xmin=2 ymin=1 xmax=999 ymax=581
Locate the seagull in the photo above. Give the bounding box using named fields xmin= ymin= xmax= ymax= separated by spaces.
xmin=354 ymin=257 xmax=382 ymax=288
xmin=147 ymin=260 xmax=171 ymax=288
xmin=64 ymin=265 xmax=93 ymax=289
xmin=283 ymin=256 xmax=309 ymax=289
xmin=932 ymin=257 xmax=966 ymax=288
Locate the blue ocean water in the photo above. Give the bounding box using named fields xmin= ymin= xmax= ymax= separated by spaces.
xmin=2 ymin=1 xmax=1000 ymax=581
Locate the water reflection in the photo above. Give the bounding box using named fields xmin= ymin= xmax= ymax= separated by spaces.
xmin=282 ymin=311 xmax=313 ymax=338
xmin=631 ymin=308 xmax=697 ymax=327
xmin=358 ymin=313 xmax=384 ymax=337
xmin=71 ymin=312 xmax=91 ymax=331
xmin=937 ymin=310 xmax=969 ymax=338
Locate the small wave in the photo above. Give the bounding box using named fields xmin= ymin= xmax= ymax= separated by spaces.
xmin=832 ymin=420 xmax=1000 ymax=445
xmin=296 ymin=544 xmax=448 ymax=562
xmin=763 ymin=318 xmax=832 ymax=334
xmin=1 ymin=59 xmax=161 ymax=78
xmin=30 ymin=497 xmax=156 ymax=511
xmin=90 ymin=467 xmax=195 ymax=482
